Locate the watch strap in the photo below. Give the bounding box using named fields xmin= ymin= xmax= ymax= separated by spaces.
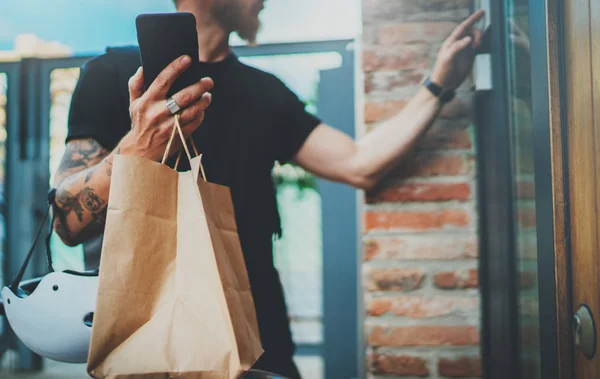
xmin=423 ymin=76 xmax=455 ymax=103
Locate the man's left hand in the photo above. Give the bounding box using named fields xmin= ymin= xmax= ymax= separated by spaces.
xmin=430 ymin=9 xmax=485 ymax=91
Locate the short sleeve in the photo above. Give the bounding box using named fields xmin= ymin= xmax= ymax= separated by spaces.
xmin=66 ymin=54 xmax=129 ymax=150
xmin=273 ymin=82 xmax=321 ymax=165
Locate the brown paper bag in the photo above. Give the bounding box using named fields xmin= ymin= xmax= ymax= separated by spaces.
xmin=87 ymin=117 xmax=263 ymax=378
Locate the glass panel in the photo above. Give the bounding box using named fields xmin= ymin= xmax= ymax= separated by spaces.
xmin=240 ymin=52 xmax=341 ymax=365
xmin=0 ymin=72 xmax=7 ymax=338
xmin=504 ymin=0 xmax=538 ymax=377
xmin=48 ymin=67 xmax=85 ymax=272
xmin=295 ymin=356 xmax=324 ymax=379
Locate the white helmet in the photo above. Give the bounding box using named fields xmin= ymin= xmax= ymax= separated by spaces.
xmin=0 ymin=189 xmax=99 ymax=364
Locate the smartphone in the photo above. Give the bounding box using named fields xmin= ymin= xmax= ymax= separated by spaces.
xmin=136 ymin=12 xmax=200 ymax=98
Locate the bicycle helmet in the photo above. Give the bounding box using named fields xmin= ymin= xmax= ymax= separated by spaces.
xmin=0 ymin=189 xmax=99 ymax=363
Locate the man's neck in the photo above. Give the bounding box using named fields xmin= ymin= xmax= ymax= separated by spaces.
xmin=176 ymin=4 xmax=231 ymax=63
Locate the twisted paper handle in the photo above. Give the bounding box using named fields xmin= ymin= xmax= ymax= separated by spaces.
xmin=160 ymin=114 xmax=207 ymax=180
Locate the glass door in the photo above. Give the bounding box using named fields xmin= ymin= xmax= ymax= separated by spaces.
xmin=476 ymin=0 xmax=559 ymax=378
xmin=39 ymin=58 xmax=91 ymax=273
xmin=235 ymin=40 xmax=357 ymax=379
xmin=502 ymin=0 xmax=539 ymax=377
xmin=0 ymin=63 xmax=15 ymax=357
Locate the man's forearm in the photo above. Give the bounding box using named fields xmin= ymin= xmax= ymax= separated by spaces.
xmin=354 ymin=87 xmax=443 ymax=186
xmin=54 ymin=153 xmax=115 ymax=246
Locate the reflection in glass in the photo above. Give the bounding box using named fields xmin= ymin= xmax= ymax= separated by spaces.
xmin=49 ymin=68 xmax=85 ymax=272
xmin=240 ymin=53 xmax=341 ymax=375
xmin=504 ymin=1 xmax=539 ymax=377
xmin=0 ymin=73 xmax=6 ymax=292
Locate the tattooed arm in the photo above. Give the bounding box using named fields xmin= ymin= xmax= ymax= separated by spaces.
xmin=53 ymin=56 xmax=213 ymax=246
xmin=53 ymin=139 xmax=117 ymax=246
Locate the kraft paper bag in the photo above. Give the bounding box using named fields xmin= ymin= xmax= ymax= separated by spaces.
xmin=87 ymin=117 xmax=263 ymax=378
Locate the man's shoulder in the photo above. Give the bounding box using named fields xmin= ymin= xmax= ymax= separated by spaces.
xmin=234 ymin=58 xmax=291 ymax=95
xmin=80 ymin=45 xmax=141 ymax=83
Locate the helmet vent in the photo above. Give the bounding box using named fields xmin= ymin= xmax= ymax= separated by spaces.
xmin=84 ymin=312 xmax=94 ymax=327
xmin=6 ymin=298 xmax=10 ymax=304
xmin=52 ymin=285 xmax=59 ymax=291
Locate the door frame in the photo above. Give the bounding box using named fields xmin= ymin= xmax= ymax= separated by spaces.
xmin=0 ymin=61 xmax=22 ymax=361
xmin=476 ymin=0 xmax=570 ymax=378
xmin=529 ymin=0 xmax=573 ymax=378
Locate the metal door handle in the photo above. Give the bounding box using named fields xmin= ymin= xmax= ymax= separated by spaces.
xmin=574 ymin=304 xmax=596 ymax=359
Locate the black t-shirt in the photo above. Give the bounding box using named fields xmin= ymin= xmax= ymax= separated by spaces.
xmin=67 ymin=46 xmax=321 ymax=355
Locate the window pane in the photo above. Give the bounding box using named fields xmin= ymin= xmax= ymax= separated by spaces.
xmin=0 ymin=72 xmax=7 ymax=337
xmin=48 ymin=67 xmax=85 ymax=272
xmin=504 ymin=0 xmax=539 ymax=377
xmin=241 ymin=52 xmax=341 ymax=348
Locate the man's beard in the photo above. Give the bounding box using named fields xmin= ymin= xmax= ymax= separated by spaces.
xmin=212 ymin=1 xmax=261 ymax=45
xmin=237 ymin=19 xmax=261 ymax=45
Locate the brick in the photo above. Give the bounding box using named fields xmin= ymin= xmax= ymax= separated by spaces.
xmin=368 ymin=325 xmax=479 ymax=347
xmin=434 ymin=269 xmax=478 ymax=289
xmin=438 ymin=357 xmax=481 ymax=377
xmin=517 ymin=208 xmax=537 ymax=229
xmin=367 ymin=298 xmax=393 ymax=316
xmin=364 ymin=236 xmax=478 ymax=261
xmin=363 ymin=0 xmax=473 ymax=24
xmin=365 ymin=209 xmax=471 ymax=232
xmin=378 ymin=22 xmax=458 ymax=45
xmin=365 ymin=100 xmax=407 ymax=123
xmin=520 ymin=271 xmax=537 ymax=290
xmin=366 ymin=182 xmax=471 ymax=203
xmin=517 ymin=207 xmax=537 ymax=229
xmin=365 ymin=70 xmax=426 ymax=94
xmin=365 ymin=267 xmax=425 ymax=292
xmin=367 ymin=296 xmax=478 ymax=318
xmin=521 ymin=326 xmax=540 ymax=348
xmin=363 ymin=45 xmax=432 ymax=73
xmin=390 ymin=154 xmax=473 ymax=178
xmin=371 ymin=354 xmax=429 ymax=376
xmin=516 ymin=179 xmax=536 ymax=200
xmin=421 ymin=125 xmax=472 ymax=150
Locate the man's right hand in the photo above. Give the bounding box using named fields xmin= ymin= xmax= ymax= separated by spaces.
xmin=122 ymin=55 xmax=214 ymax=161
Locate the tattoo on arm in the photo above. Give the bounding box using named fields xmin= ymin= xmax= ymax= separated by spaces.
xmin=79 ymin=187 xmax=106 ymax=212
xmin=55 ymin=188 xmax=84 ymax=222
xmin=55 ymin=139 xmax=109 ymax=185
xmin=54 ymin=186 xmax=107 ymax=244
xmin=104 ymin=159 xmax=113 ymax=177
xmin=84 ymin=170 xmax=94 ymax=183
xmin=78 ymin=208 xmax=108 ymax=242
xmin=53 ymin=139 xmax=112 ymax=244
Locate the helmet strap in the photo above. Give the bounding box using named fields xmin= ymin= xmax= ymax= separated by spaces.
xmin=9 ymin=189 xmax=57 ymax=293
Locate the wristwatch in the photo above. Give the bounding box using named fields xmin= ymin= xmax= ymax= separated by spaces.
xmin=422 ymin=76 xmax=456 ymax=103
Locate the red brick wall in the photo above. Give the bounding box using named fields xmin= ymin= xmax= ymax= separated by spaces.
xmin=361 ymin=0 xmax=480 ymax=377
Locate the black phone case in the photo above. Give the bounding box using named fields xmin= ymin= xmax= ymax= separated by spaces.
xmin=136 ymin=12 xmax=200 ymax=98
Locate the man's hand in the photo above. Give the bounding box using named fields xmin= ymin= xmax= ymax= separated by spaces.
xmin=121 ymin=55 xmax=214 ymax=161
xmin=430 ymin=9 xmax=485 ymax=91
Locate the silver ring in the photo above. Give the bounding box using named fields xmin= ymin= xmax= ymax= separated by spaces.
xmin=166 ymin=97 xmax=181 ymax=115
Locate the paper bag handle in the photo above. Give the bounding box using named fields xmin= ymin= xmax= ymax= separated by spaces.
xmin=161 ymin=114 xmax=207 ymax=181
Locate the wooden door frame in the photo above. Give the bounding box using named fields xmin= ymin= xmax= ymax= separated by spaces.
xmin=531 ymin=0 xmax=573 ymax=377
